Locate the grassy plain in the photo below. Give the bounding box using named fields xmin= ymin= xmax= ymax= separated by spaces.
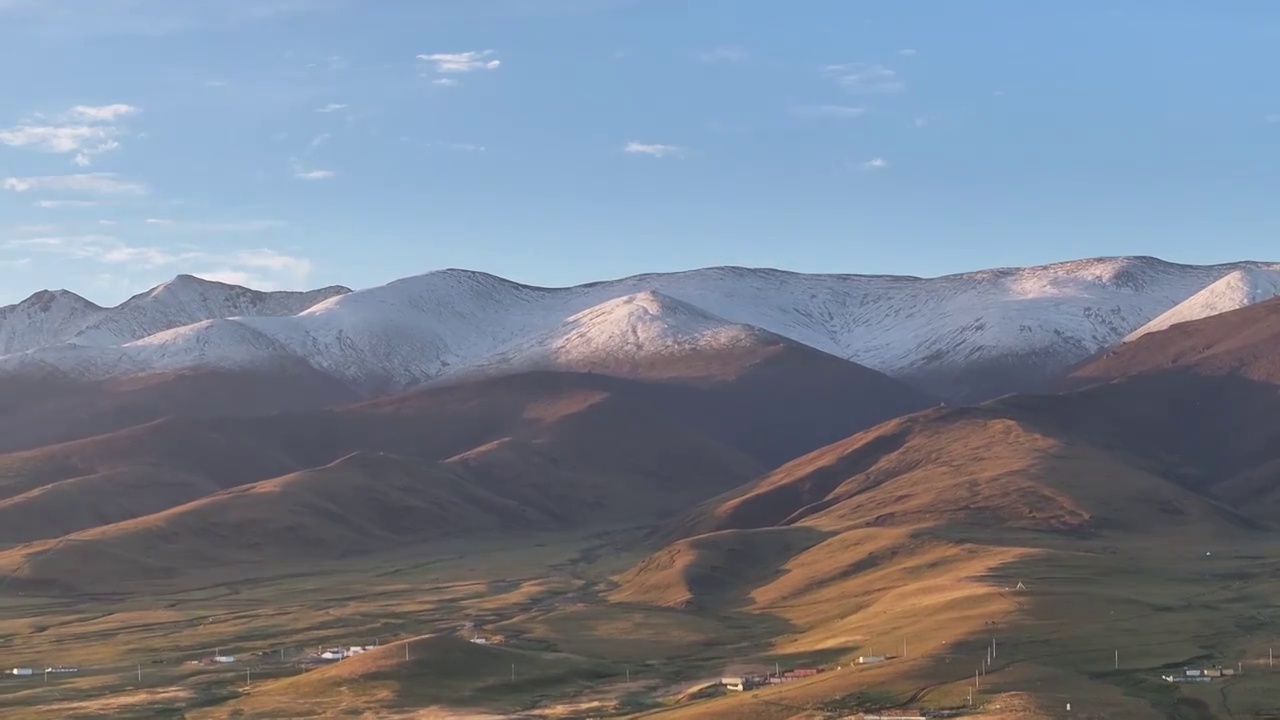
xmin=5 ymin=519 xmax=1280 ymax=718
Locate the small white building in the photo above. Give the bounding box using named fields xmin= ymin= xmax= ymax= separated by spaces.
xmin=857 ymin=655 xmax=887 ymax=664
xmin=44 ymin=667 xmax=78 ymax=674
xmin=212 ymin=656 xmax=236 ymax=664
xmin=10 ymin=668 xmax=33 ymax=676
xmin=470 ymin=637 xmax=490 ymax=645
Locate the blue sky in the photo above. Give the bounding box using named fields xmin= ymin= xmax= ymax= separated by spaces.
xmin=1 ymin=0 xmax=1278 ymax=305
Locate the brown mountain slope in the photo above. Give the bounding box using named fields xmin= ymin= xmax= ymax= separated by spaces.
xmin=0 ymin=337 xmax=930 ymax=546
xmin=0 ymin=370 xmax=764 ymax=550
xmin=0 ymin=365 xmax=359 ymax=454
xmin=1066 ymin=295 xmax=1280 ymax=387
xmin=413 ymin=337 xmax=939 ymax=469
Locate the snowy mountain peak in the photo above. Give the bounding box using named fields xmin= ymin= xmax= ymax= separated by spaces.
xmin=13 ymin=288 xmax=101 ymax=313
xmin=453 ymin=290 xmax=772 ymax=381
xmin=1124 ymin=267 xmax=1280 ymax=342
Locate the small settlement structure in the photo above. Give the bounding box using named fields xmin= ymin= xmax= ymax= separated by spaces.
xmin=1162 ymin=665 xmax=1239 ymax=683
xmin=720 ymin=666 xmax=822 ymax=691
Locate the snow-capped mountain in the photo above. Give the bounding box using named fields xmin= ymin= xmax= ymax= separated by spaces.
xmin=0 ymin=275 xmax=350 ymax=356
xmin=1124 ymin=268 xmax=1280 ymax=342
xmin=459 ymin=291 xmax=774 ymax=379
xmin=0 ymin=289 xmax=102 ymax=357
xmin=3 ymin=256 xmax=1278 ymax=400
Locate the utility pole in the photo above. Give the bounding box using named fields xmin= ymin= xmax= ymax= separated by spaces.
xmin=975 ymin=668 xmax=980 ymax=689
xmin=1115 ymin=650 xmax=1119 ymax=670
xmin=137 ymin=664 xmax=141 ymax=683
xmin=511 ymin=663 xmax=515 ymax=681
xmin=246 ymin=669 xmax=251 ymax=688
xmin=405 ymin=643 xmax=410 ymax=662
xmin=626 ymin=667 xmax=630 ymax=683
xmin=1270 ymin=647 xmax=1274 ymax=668
xmin=992 ymin=637 xmax=996 ymax=660
xmin=280 ymin=648 xmax=284 ymax=662
xmin=775 ymin=661 xmax=780 ymax=677
xmin=43 ymin=669 xmax=47 ymax=684
xmin=903 ymin=636 xmax=907 ymax=658
xmin=987 ymin=646 xmax=991 ymax=665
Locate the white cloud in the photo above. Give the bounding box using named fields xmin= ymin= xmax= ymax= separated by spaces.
xmin=913 ymin=116 xmax=928 ymax=128
xmin=863 ymin=157 xmax=888 ymax=170
xmin=792 ymin=105 xmax=866 ymax=119
xmin=624 ymin=141 xmax=683 ymax=158
xmin=36 ymin=199 xmax=99 ymax=208
xmin=823 ymin=62 xmax=905 ymax=94
xmin=0 ymin=103 xmax=139 ymax=165
xmin=0 ymin=257 xmax=32 ymax=269
xmin=4 ymin=234 xmax=312 ymax=289
xmin=294 ymin=169 xmax=335 ymax=180
xmin=898 ymin=48 xmax=918 ymax=57
xmin=66 ymin=104 xmax=140 ymax=122
xmin=432 ymin=78 xmax=458 ymax=87
xmin=99 ymin=219 xmax=118 ymax=226
xmin=3 ymin=173 xmax=147 ymax=195
xmin=699 ymin=46 xmax=747 ymax=63
xmin=417 ymin=50 xmax=501 ymax=73
xmin=315 ymin=102 xmax=348 ymax=113
xmin=310 ymin=132 xmax=331 ymax=148
xmin=205 ymin=79 xmax=229 ymax=87
xmin=1266 ymin=114 xmax=1280 ymax=123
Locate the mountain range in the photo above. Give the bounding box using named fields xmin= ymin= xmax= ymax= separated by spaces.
xmin=3 ymin=256 xmax=1278 ymax=407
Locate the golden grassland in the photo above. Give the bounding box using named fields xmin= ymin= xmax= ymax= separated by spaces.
xmin=6 ymin=522 xmax=1280 ymax=719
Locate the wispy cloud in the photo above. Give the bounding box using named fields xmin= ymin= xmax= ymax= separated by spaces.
xmin=624 ymin=142 xmax=684 ymax=158
xmin=4 ymin=234 xmax=313 ymax=289
xmin=823 ymin=62 xmax=905 ymax=94
xmin=310 ymin=132 xmax=331 ymax=148
xmin=66 ymin=104 xmax=140 ymax=122
xmin=36 ymin=199 xmax=100 ymax=208
xmin=315 ymin=102 xmax=348 ymax=113
xmin=863 ymin=157 xmax=888 ymax=170
xmin=791 ymin=104 xmax=866 ymax=119
xmin=16 ymin=224 xmax=56 ymax=234
xmin=402 ymin=139 xmax=486 ymax=153
xmin=144 ymin=218 xmax=287 ymax=232
xmin=294 ymin=169 xmax=335 ymax=180
xmin=432 ymin=78 xmax=458 ymax=87
xmin=3 ymin=173 xmax=147 ymax=195
xmin=0 ymin=103 xmax=140 ymax=166
xmin=0 ymin=0 xmax=341 ymax=37
xmin=1266 ymin=114 xmax=1280 ymax=123
xmin=417 ymin=50 xmax=501 ymax=73
xmin=913 ymin=116 xmax=928 ymax=128
xmin=898 ymin=48 xmax=918 ymax=57
xmin=699 ymin=46 xmax=746 ymax=63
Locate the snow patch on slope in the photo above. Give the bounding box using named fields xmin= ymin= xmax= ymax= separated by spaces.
xmin=1125 ymin=268 xmax=1280 ymax=342
xmin=0 ymin=319 xmax=304 ymax=378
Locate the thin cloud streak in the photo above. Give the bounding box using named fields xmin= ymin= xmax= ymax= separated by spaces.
xmin=624 ymin=141 xmax=683 ymax=158
xmin=3 ymin=173 xmax=147 ymax=195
